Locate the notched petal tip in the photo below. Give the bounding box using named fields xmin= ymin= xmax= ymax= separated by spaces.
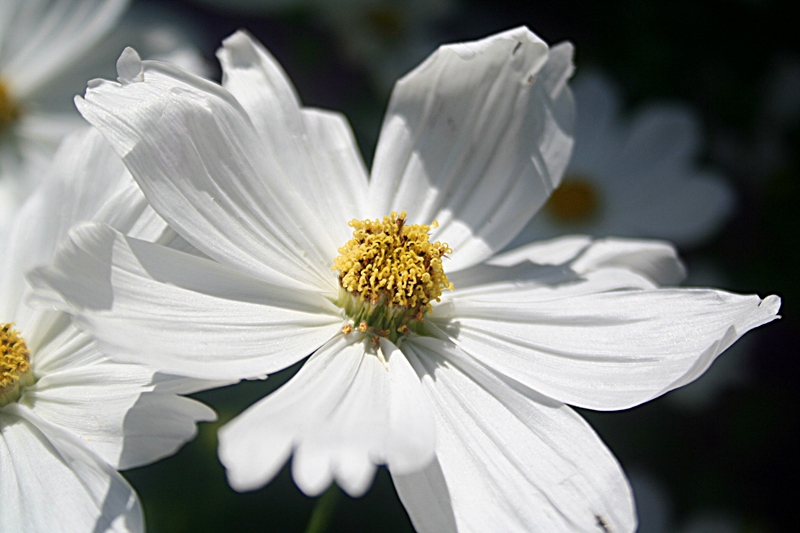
xmin=445 ymin=26 xmax=546 ymax=60
xmin=537 ymin=41 xmax=575 ymax=97
xmin=219 ymin=30 xmax=260 ymax=65
xmin=759 ymin=294 xmax=782 ymax=317
xmin=117 ymin=47 xmax=144 ymax=85
xmin=85 ymin=79 xmax=103 ymax=90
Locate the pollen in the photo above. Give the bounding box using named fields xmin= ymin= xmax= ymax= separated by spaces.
xmin=0 ymin=79 xmax=22 ymax=135
xmin=1 ymin=323 xmax=32 ymax=406
xmin=333 ymin=211 xmax=453 ymax=342
xmin=545 ymin=177 xmax=600 ymax=224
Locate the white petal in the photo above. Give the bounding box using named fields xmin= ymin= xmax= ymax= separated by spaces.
xmin=26 ymin=2 xmax=211 ymax=113
xmin=0 ymin=112 xmax=67 ymax=186
xmin=394 ymin=337 xmax=636 ymax=532
xmin=0 ymin=403 xmax=143 ymax=532
xmin=389 ymin=456 xmax=458 ymax=533
xmin=1 ymin=127 xmax=168 ymax=333
xmin=368 ymin=27 xmax=575 ymax=271
xmin=0 ymin=189 xmax=50 ymax=319
xmin=0 ymin=178 xmax=19 ymax=239
xmin=116 ymin=47 xmax=143 ymax=83
xmin=13 ymin=111 xmax=88 ymax=147
xmin=434 ymin=284 xmax=780 ymax=410
xmin=112 ymin=379 xmax=217 ymax=469
xmin=1 ymin=0 xmax=129 ymax=98
xmin=0 ymin=110 xmax=89 ymax=203
xmin=219 ymin=335 xmax=436 ymax=497
xmin=77 ymin=53 xmax=337 ymax=292
xmin=115 ymin=3 xmax=209 ymax=76
xmin=446 ymin=264 xmax=659 ymax=307
xmin=447 ymin=235 xmax=679 ymax=297
xmin=21 ymin=322 xmax=216 ymax=470
xmin=28 ymin=222 xmax=342 ymax=380
xmin=44 ymin=128 xmax=150 ymax=237
xmin=3 ymin=127 xmax=164 ymax=273
xmin=217 ymin=31 xmax=369 ymax=253
xmin=487 ymin=235 xmax=686 ymax=286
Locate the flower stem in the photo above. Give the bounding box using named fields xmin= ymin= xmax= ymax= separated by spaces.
xmin=304 ymin=484 xmax=341 ymax=533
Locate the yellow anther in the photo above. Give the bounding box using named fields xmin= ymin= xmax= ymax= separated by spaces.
xmin=342 ymin=324 xmax=353 ymax=335
xmin=1 ymin=323 xmax=32 ymax=405
xmin=545 ymin=177 xmax=600 ymax=224
xmin=333 ymin=211 xmax=454 ymax=344
xmin=333 ymin=211 xmax=453 ymax=312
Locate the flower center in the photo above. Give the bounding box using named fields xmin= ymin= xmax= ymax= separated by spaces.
xmin=333 ymin=211 xmax=453 ymax=344
xmin=0 ymin=80 xmax=22 ymax=136
xmin=1 ymin=323 xmax=33 ymax=406
xmin=544 ymin=176 xmax=601 ymax=224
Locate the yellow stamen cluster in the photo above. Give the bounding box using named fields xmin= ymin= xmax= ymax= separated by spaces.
xmin=0 ymin=80 xmax=21 ymax=135
xmin=333 ymin=211 xmax=453 ymax=342
xmin=1 ymin=323 xmax=32 ymax=406
xmin=545 ymin=177 xmax=600 ymax=224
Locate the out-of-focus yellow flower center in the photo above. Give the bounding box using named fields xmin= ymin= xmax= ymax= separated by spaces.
xmin=0 ymin=80 xmax=22 ymax=135
xmin=1 ymin=323 xmax=33 ymax=406
xmin=333 ymin=211 xmax=453 ymax=344
xmin=545 ymin=177 xmax=600 ymax=224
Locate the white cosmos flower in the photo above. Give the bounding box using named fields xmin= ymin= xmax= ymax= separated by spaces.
xmin=509 ymin=71 xmax=735 ymax=249
xmin=29 ymin=28 xmax=780 ymax=532
xmin=1 ymin=127 xmax=217 ymax=532
xmin=0 ymin=0 xmax=208 ymax=213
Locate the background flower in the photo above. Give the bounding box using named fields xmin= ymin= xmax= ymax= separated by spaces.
xmin=0 ymin=0 xmax=208 ymax=225
xmin=509 ymin=71 xmax=735 ymax=249
xmin=0 ymin=127 xmax=218 ymax=531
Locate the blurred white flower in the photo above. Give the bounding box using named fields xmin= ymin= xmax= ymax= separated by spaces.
xmin=510 ymin=71 xmax=735 ymax=249
xmin=0 ymin=0 xmax=209 ymax=214
xmin=0 ymin=127 xmax=217 ymax=531
xmin=0 ymin=177 xmax=18 ymax=238
xmin=0 ymin=1 xmax=128 ymax=185
xmin=33 ymin=29 xmax=780 ymax=532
